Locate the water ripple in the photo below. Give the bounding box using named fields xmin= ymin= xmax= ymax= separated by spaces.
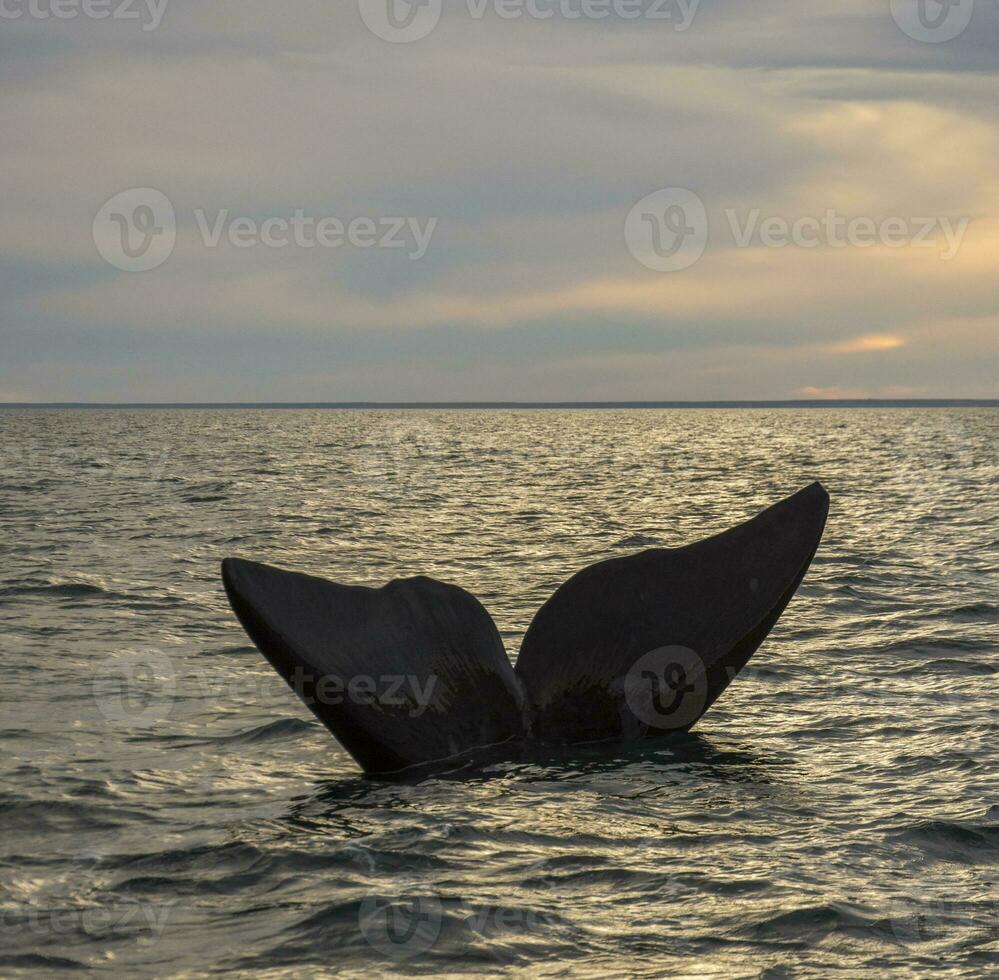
xmin=1 ymin=407 xmax=996 ymax=976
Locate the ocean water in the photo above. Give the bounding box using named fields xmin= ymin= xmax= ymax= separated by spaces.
xmin=1 ymin=408 xmax=997 ymax=978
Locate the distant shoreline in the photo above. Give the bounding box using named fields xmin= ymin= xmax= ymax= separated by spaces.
xmin=2 ymin=400 xmax=997 ymax=410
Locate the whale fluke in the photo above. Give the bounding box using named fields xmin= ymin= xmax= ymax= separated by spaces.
xmin=221 ymin=482 xmax=829 ymax=775
xmin=221 ymin=561 xmax=526 ymax=773
xmin=515 ymin=481 xmax=829 ymax=743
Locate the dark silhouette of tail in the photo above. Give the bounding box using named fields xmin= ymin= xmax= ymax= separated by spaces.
xmin=222 ymin=483 xmax=829 ymax=775
xmin=514 ymin=482 xmax=829 ymax=743
xmin=221 ymin=561 xmax=527 ymax=774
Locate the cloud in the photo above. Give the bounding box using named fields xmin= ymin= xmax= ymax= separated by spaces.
xmin=827 ymin=335 xmax=906 ymax=354
xmin=792 ymin=385 xmax=922 ymax=400
xmin=2 ymin=1 xmax=998 ymax=399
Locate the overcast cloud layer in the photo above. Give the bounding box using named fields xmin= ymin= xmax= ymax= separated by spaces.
xmin=1 ymin=0 xmax=998 ymax=401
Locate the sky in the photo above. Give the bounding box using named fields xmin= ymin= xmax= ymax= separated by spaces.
xmin=1 ymin=0 xmax=998 ymax=402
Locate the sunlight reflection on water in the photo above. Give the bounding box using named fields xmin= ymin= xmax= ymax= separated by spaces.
xmin=1 ymin=408 xmax=997 ymax=976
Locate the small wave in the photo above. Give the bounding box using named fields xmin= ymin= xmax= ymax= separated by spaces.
xmin=228 ymin=902 xmax=373 ymax=970
xmin=0 ymin=796 xmax=149 ymax=833
xmin=889 ymin=752 xmax=978 ymax=775
xmin=0 ymin=954 xmax=87 ymax=971
xmin=220 ymin=718 xmax=317 ymax=745
xmin=530 ymin=867 xmax=673 ymax=893
xmin=878 ymin=637 xmax=988 ymax=657
xmin=889 ymin=818 xmax=999 ymax=863
xmin=181 ymin=480 xmax=232 ymax=503
xmin=110 ymin=841 xmax=268 ymax=874
xmin=0 ymin=728 xmax=34 ymax=739
xmin=0 ymin=581 xmax=108 ymax=599
xmin=0 ymin=480 xmax=59 ymax=492
xmin=146 ymin=718 xmax=318 ymax=748
xmin=613 ymin=533 xmax=662 ymax=548
xmin=924 ymin=602 xmax=999 ymax=622
xmin=202 ymin=644 xmax=258 ymax=658
xmin=895 ymin=658 xmax=997 ymax=677
xmin=827 ymin=571 xmax=882 ymax=586
xmin=743 ymin=902 xmax=881 ymax=940
xmin=682 ymin=874 xmax=772 ymax=896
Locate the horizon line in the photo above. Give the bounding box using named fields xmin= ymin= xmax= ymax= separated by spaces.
xmin=1 ymin=399 xmax=997 ymax=410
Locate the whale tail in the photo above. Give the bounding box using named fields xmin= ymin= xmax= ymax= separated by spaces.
xmin=222 ymin=482 xmax=828 ymax=775
xmin=221 ymin=562 xmax=527 ymax=774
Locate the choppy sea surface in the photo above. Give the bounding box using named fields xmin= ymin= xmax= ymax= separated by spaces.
xmin=1 ymin=408 xmax=997 ymax=978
